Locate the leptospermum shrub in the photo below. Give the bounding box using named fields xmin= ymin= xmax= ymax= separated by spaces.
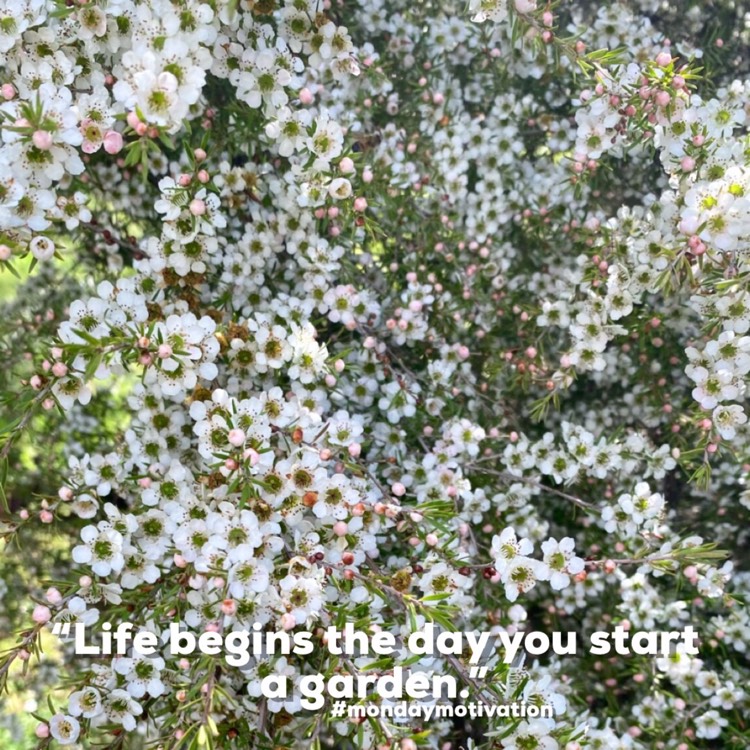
xmin=1 ymin=0 xmax=749 ymax=748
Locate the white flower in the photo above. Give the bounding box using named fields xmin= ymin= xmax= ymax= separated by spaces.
xmin=697 ymin=561 xmax=733 ymax=598
xmin=51 ymin=376 xmax=93 ymax=411
xmin=328 ymin=177 xmax=352 ymax=200
xmin=501 ymin=557 xmax=549 ymax=602
xmin=541 ymin=537 xmax=585 ymax=590
xmin=69 ymin=686 xmax=102 ymax=718
xmin=113 ymin=654 xmax=166 ymax=698
xmin=618 ymin=483 xmax=664 ymax=526
xmin=72 ymin=525 xmax=125 ymax=577
xmin=133 ymin=70 xmax=184 ymax=128
xmin=503 ymin=719 xmax=558 ymax=750
xmin=49 ymin=714 xmax=80 ymax=745
xmin=29 ymin=235 xmax=55 ymax=260
xmin=103 ymin=689 xmax=142 ymax=731
xmin=695 ymin=709 xmax=728 ymax=739
xmin=491 ymin=527 xmax=534 ymax=575
xmin=712 ymin=404 xmax=747 ymax=440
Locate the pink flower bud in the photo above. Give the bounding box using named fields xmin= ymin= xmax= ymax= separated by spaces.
xmin=680 ymin=156 xmax=695 ymax=172
xmin=353 ymin=197 xmax=368 ymax=212
xmin=237 ymin=450 xmax=256 ymax=468
xmin=339 ymin=157 xmax=355 ymax=174
xmin=299 ymin=88 xmax=314 ymax=105
xmin=348 ymin=442 xmax=361 ymax=458
xmin=197 ymin=169 xmax=210 ymax=184
xmin=227 ymin=428 xmax=246 ymax=447
xmin=126 ymin=111 xmax=141 ymax=129
xmin=1 ymin=83 xmax=15 ymax=100
xmin=157 ymin=344 xmax=173 ymax=359
xmin=194 ymin=148 xmax=207 ymax=162
xmin=333 ymin=521 xmax=348 ymax=536
xmin=189 ymin=198 xmax=206 ymax=216
xmin=51 ymin=361 xmax=68 ymax=378
xmin=32 ymin=130 xmax=53 ymax=150
xmin=39 ymin=510 xmax=53 ymax=524
xmin=35 ymin=724 xmax=50 ymax=739
xmin=281 ymin=613 xmax=297 ymax=630
xmin=655 ymin=52 xmax=672 ymax=67
xmin=103 ymin=130 xmax=123 ymax=154
xmin=32 ymin=604 xmax=52 ymax=624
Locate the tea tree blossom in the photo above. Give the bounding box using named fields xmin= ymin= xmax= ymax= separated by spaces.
xmin=0 ymin=0 xmax=749 ymax=749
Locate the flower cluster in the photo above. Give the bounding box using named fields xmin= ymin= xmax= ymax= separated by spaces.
xmin=1 ymin=1 xmax=750 ymax=750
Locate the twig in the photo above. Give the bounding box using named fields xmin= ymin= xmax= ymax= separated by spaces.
xmin=468 ymin=466 xmax=597 ymax=511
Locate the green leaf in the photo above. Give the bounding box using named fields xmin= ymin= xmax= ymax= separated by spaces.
xmin=84 ymin=353 xmax=103 ymax=381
